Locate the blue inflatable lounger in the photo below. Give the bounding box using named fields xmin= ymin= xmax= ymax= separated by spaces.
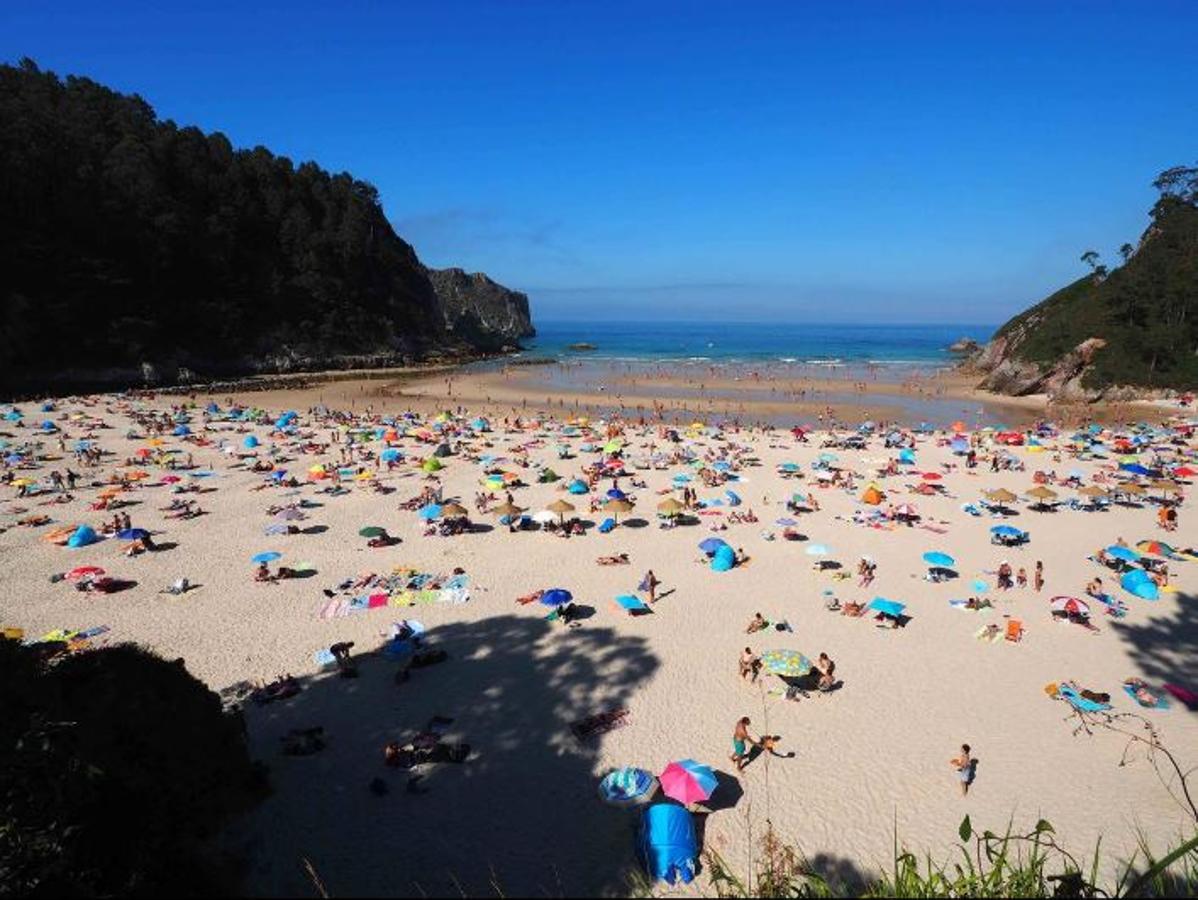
xmin=638 ymin=803 xmax=698 ymax=885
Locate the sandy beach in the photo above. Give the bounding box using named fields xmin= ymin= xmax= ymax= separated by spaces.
xmin=1 ymin=384 xmax=1195 ymax=897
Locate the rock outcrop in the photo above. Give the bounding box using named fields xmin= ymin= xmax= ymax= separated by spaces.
xmin=426 ymin=268 xmax=535 ymax=351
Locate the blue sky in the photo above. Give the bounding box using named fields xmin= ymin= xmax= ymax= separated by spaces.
xmin=4 ymin=1 xmax=1196 ymax=324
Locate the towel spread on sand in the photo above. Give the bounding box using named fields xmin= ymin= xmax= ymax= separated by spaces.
xmin=317 ymin=569 xmax=471 ymax=618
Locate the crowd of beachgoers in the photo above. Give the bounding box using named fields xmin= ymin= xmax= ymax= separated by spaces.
xmin=1 ymin=390 xmax=1195 ymax=895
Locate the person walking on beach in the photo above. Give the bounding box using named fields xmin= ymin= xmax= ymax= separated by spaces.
xmin=951 ymin=743 xmax=974 ymax=796
xmin=1034 ymin=560 xmax=1044 ymax=592
xmin=730 ymin=716 xmax=759 ymax=771
xmin=643 ymin=569 xmax=661 ymax=603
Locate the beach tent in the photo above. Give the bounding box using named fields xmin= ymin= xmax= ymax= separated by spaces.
xmin=433 ymin=442 xmax=452 ymax=458
xmin=711 ymin=544 xmax=736 ymax=572
xmin=861 ymin=485 xmax=884 ymax=505
xmin=67 ymin=525 xmax=99 ymax=548
xmin=422 ymin=458 xmax=444 ymax=472
xmin=637 ymin=804 xmax=698 ymax=885
xmin=567 ymin=479 xmax=589 ymax=494
xmin=380 ymin=448 xmax=402 ymax=463
xmin=243 ymin=435 xmax=259 ymax=449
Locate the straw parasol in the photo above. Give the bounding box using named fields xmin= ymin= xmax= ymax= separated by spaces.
xmin=656 ymin=497 xmax=684 ymax=517
xmin=604 ymin=497 xmax=634 ymax=523
xmin=493 ymin=501 xmax=524 ymax=518
xmin=440 ymin=502 xmax=469 ymax=518
xmin=1025 ymin=486 xmax=1058 ymax=501
xmin=1076 ymin=485 xmax=1108 ymax=498
xmin=546 ymin=498 xmax=576 ymax=523
xmin=984 ymin=488 xmax=1017 ymax=504
xmin=1147 ymin=480 xmax=1181 ymax=494
xmin=1116 ymin=482 xmax=1145 ymax=495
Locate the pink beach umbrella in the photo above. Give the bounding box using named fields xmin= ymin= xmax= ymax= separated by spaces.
xmin=659 ymin=759 xmax=718 ymax=805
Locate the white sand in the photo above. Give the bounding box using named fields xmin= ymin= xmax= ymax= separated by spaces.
xmin=1 ymin=394 xmax=1194 ymax=897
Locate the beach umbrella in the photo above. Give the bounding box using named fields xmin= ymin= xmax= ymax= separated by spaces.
xmin=380 ymin=448 xmax=402 ymax=463
xmin=1120 ymin=463 xmax=1152 ymax=476
xmin=161 ymin=475 xmax=182 ymax=484
xmin=607 ymin=487 xmax=628 ymax=500
xmin=546 ymin=498 xmax=575 ymax=522
xmin=494 ymin=501 xmax=524 ymax=518
xmin=598 ymin=767 xmax=659 ymax=806
xmin=65 ymin=566 xmax=105 ymax=581
xmin=264 ymin=524 xmax=289 ymax=535
xmin=1148 ymin=480 xmax=1181 ymax=495
xmin=1050 ymin=595 xmax=1090 ymax=616
xmin=116 ymin=528 xmax=150 ymax=541
xmin=531 ymin=510 xmax=557 ymax=524
xmin=657 ymin=498 xmax=684 ymax=517
xmin=985 ymin=489 xmax=1017 ymax=504
xmin=659 ymin=760 xmax=717 ymax=805
xmin=243 ymin=435 xmax=259 ymax=449
xmin=1076 ymin=485 xmax=1108 ymax=498
xmin=759 ymin=649 xmax=813 ymax=677
xmin=711 ymin=544 xmax=736 ymax=572
xmin=1106 ymin=545 xmax=1141 ymax=563
xmin=971 ymin=578 xmax=989 ymax=593
xmin=251 ymin=551 xmax=281 ymax=564
xmin=868 ymin=597 xmax=906 ymax=618
xmin=1121 ymin=569 xmax=1159 ymax=600
xmin=540 ymin=588 xmax=573 ymax=607
xmin=921 ymin=472 xmax=941 ymax=481
xmin=1136 ymin=540 xmax=1176 ymax=557
xmin=417 ymin=504 xmax=443 ymax=520
xmin=440 ymin=502 xmax=469 ymax=518
xmin=275 ymin=508 xmax=305 ymax=521
xmin=422 ymin=458 xmax=444 ymax=472
xmin=805 ymin=543 xmax=830 ymax=556
xmin=1026 ymin=486 xmax=1058 ymax=502
xmin=922 ymin=551 xmax=955 ymax=568
xmin=894 ymin=503 xmax=918 ymax=518
xmin=1117 ymin=482 xmax=1146 ymax=496
xmin=359 ymin=526 xmax=387 ymax=538
xmin=604 ymin=498 xmax=634 ymax=522
xmin=699 ymin=537 xmax=729 ymax=555
xmin=568 ymin=479 xmax=589 ymax=495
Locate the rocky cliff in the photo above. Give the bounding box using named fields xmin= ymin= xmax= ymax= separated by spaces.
xmin=426 ymin=268 xmax=536 ymax=351
xmin=0 ymin=61 xmax=535 ymax=395
xmin=966 ymin=172 xmax=1198 ymax=401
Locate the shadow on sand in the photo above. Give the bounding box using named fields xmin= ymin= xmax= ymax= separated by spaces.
xmin=224 ymin=613 xmax=660 ymax=896
xmin=1112 ymin=590 xmax=1198 ymax=713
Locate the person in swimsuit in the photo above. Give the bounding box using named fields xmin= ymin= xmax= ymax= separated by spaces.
xmin=951 ymin=743 xmax=974 ymax=796
xmin=730 ymin=716 xmax=758 ymax=771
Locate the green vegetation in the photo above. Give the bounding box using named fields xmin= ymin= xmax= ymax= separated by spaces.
xmin=0 ymin=639 xmax=263 ymax=895
xmin=993 ymin=164 xmax=1198 ymax=391
xmin=0 ymin=58 xmax=451 ymax=392
xmin=697 ymin=819 xmax=1198 ymax=898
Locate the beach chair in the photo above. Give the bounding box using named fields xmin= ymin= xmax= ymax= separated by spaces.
xmin=1005 ymin=619 xmax=1024 ymax=642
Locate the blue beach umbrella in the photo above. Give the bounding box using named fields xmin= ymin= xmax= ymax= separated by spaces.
xmin=380 ymin=448 xmax=402 ymax=463
xmin=243 ymin=435 xmax=259 ymax=448
xmin=922 ymin=551 xmax=955 ymax=568
xmin=1120 ymin=569 xmax=1159 ymax=601
xmin=805 ymin=543 xmax=830 ymax=556
xmin=869 ymin=598 xmax=906 ymax=618
xmin=116 ymin=528 xmax=150 ymax=541
xmin=599 ymin=767 xmax=658 ymax=806
xmin=251 ymin=551 xmax=282 ymax=564
xmin=699 ymin=537 xmax=729 ymax=555
xmin=418 ymin=504 xmax=443 ymax=520
xmin=540 ymin=588 xmax=573 ymax=607
xmin=990 ymin=525 xmax=1023 ymax=538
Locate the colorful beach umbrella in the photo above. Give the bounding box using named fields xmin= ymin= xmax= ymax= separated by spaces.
xmin=598 ymin=767 xmax=659 ymax=806
xmin=1050 ymin=595 xmax=1090 ymax=616
xmin=659 ymin=759 xmax=718 ymax=805
xmin=65 ymin=566 xmax=105 ymax=581
xmin=759 ymin=649 xmax=813 ymax=677
xmin=1106 ymin=545 xmax=1141 ymax=563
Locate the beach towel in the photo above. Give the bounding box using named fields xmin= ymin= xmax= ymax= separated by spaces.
xmin=974 ymin=624 xmax=1003 ymax=644
xmin=1122 ymin=683 xmax=1169 ymax=710
xmin=950 ymin=600 xmax=991 ymax=613
xmin=1057 ymin=684 xmax=1112 ymax=713
xmin=570 ymin=708 xmax=630 ymax=742
xmin=367 ymin=593 xmax=389 ymax=609
xmin=613 ymin=594 xmax=651 ymax=615
xmin=1164 ymin=684 xmax=1198 ymax=710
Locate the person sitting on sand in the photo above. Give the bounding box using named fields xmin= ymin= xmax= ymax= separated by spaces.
xmin=964 ymin=596 xmax=992 ymax=610
xmin=739 ymin=647 xmax=762 ymax=682
xmin=1085 ymin=577 xmax=1104 ymax=598
xmin=746 ymin=612 xmax=769 ymax=634
xmin=255 ymin=562 xmax=273 ymax=583
xmin=816 ymin=652 xmax=836 ymax=691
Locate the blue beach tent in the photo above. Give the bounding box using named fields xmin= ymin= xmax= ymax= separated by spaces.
xmin=637 ymin=803 xmax=698 ymax=885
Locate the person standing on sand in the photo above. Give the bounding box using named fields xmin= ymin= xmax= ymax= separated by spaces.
xmin=731 ymin=716 xmax=759 ymax=771
xmin=642 ymin=569 xmax=661 ymax=603
xmin=1034 ymin=560 xmax=1044 ymax=592
xmin=951 ymin=744 xmax=974 ymax=796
